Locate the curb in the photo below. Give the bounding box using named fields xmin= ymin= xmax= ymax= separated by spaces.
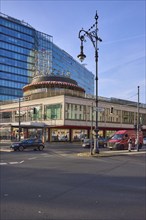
xmin=77 ymin=150 xmax=146 ymax=158
xmin=0 ymin=149 xmax=12 ymax=152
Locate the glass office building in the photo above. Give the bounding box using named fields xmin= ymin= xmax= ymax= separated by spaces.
xmin=0 ymin=12 xmax=94 ymax=101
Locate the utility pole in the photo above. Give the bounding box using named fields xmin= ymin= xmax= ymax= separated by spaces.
xmin=137 ymin=86 xmax=140 ymax=151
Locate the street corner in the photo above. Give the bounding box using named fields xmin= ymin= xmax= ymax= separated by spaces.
xmin=77 ymin=151 xmax=112 ymax=158
xmin=77 ymin=149 xmax=146 ymax=158
xmin=93 ymin=149 xmax=146 ymax=157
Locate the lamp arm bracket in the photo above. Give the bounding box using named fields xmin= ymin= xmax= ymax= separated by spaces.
xmin=78 ymin=29 xmax=102 ymax=49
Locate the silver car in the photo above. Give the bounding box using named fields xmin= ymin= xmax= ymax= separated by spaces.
xmin=143 ymin=138 xmax=146 ymax=145
xmin=82 ymin=139 xmax=93 ymax=148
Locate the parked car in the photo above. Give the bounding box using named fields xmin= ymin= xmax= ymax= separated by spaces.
xmin=10 ymin=138 xmax=45 ymax=151
xmin=143 ymin=137 xmax=146 ymax=145
xmin=82 ymin=137 xmax=107 ymax=148
xmin=98 ymin=137 xmax=107 ymax=148
xmin=82 ymin=139 xmax=93 ymax=148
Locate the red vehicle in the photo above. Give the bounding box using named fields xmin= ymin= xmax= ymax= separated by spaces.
xmin=107 ymin=130 xmax=143 ymax=150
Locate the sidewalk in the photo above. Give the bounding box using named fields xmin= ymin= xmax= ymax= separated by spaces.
xmin=77 ymin=148 xmax=146 ymax=158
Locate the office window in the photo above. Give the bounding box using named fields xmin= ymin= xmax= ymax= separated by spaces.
xmin=45 ymin=104 xmax=62 ymax=120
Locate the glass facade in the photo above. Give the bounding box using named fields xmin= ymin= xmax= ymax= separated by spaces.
xmin=33 ymin=31 xmax=52 ymax=76
xmin=52 ymin=44 xmax=94 ymax=95
xmin=0 ymin=13 xmax=94 ymax=101
xmin=0 ymin=14 xmax=35 ymax=101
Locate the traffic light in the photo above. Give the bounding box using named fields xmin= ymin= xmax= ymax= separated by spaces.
xmin=110 ymin=106 xmax=114 ymax=114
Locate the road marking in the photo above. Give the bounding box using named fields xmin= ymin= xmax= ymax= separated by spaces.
xmin=43 ymin=155 xmax=53 ymax=158
xmin=28 ymin=157 xmax=37 ymax=160
xmin=9 ymin=162 xmax=19 ymax=164
xmin=0 ymin=160 xmax=24 ymax=166
xmin=0 ymin=163 xmax=7 ymax=165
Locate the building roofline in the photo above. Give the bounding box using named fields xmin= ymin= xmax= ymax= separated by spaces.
xmin=0 ymin=12 xmax=35 ymax=30
xmin=1 ymin=95 xmax=146 ymax=108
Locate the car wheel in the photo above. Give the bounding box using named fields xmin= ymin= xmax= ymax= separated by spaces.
xmin=18 ymin=146 xmax=24 ymax=151
xmin=38 ymin=145 xmax=44 ymax=151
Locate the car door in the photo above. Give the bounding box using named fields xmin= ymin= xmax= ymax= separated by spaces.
xmin=33 ymin=139 xmax=40 ymax=148
xmin=26 ymin=139 xmax=34 ymax=149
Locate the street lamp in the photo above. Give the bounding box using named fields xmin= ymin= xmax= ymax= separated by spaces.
xmin=77 ymin=11 xmax=102 ymax=154
xmin=18 ymin=98 xmax=21 ymax=141
xmin=136 ymin=86 xmax=140 ymax=152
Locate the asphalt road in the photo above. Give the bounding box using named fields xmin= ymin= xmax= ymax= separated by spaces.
xmin=0 ymin=143 xmax=146 ymax=220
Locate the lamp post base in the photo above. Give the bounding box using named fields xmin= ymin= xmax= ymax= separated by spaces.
xmin=90 ymin=139 xmax=99 ymax=155
xmin=137 ymin=144 xmax=139 ymax=152
xmin=92 ymin=128 xmax=100 ymax=154
xmin=93 ymin=139 xmax=99 ymax=154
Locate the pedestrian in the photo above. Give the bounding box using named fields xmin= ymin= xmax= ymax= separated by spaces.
xmin=128 ymin=137 xmax=132 ymax=152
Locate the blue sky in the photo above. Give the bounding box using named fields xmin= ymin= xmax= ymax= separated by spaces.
xmin=1 ymin=0 xmax=146 ymax=104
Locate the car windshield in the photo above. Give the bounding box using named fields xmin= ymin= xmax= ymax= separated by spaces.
xmin=111 ymin=134 xmax=123 ymax=140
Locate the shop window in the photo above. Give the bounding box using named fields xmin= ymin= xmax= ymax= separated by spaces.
xmin=51 ymin=129 xmax=69 ymax=142
xmin=72 ymin=129 xmax=88 ymax=142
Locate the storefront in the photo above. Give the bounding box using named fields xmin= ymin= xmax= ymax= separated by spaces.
xmin=0 ymin=126 xmax=11 ymax=140
xmin=50 ymin=128 xmax=89 ymax=142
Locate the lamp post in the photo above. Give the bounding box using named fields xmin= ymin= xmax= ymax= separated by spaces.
xmin=77 ymin=11 xmax=102 ymax=154
xmin=18 ymin=98 xmax=21 ymax=141
xmin=136 ymin=86 xmax=140 ymax=151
